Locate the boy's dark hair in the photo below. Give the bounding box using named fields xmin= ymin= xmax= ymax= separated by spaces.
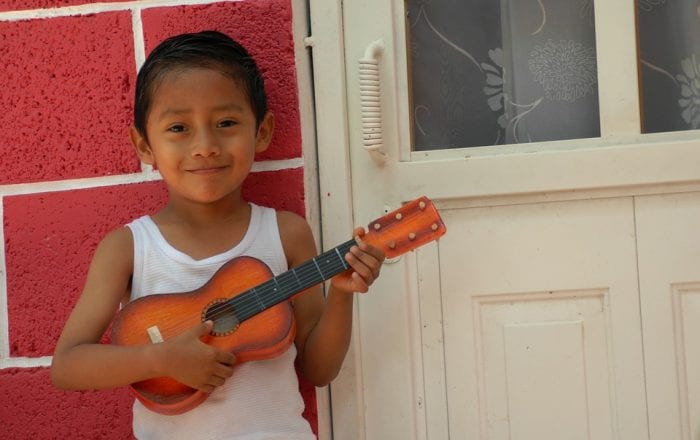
xmin=133 ymin=30 xmax=268 ymax=139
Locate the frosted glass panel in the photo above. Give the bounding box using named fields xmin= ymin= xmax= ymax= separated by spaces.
xmin=407 ymin=0 xmax=601 ymax=150
xmin=638 ymin=1 xmax=700 ymax=133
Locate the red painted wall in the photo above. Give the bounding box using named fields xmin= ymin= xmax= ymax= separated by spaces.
xmin=0 ymin=0 xmax=315 ymax=438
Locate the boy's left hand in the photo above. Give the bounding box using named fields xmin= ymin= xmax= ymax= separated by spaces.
xmin=331 ymin=227 xmax=386 ymax=294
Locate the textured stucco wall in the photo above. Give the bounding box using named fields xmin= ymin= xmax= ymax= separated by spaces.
xmin=0 ymin=0 xmax=315 ymax=438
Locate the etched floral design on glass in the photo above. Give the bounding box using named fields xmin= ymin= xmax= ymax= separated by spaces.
xmin=482 ymin=48 xmax=507 ymax=129
xmin=677 ymin=55 xmax=700 ymax=128
xmin=528 ymin=39 xmax=597 ymax=102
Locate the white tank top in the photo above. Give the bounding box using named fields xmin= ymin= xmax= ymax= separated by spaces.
xmin=126 ymin=204 xmax=315 ymax=440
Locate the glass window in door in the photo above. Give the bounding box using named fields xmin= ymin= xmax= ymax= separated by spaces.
xmin=638 ymin=0 xmax=700 ymax=133
xmin=407 ymin=0 xmax=700 ymax=151
xmin=407 ymin=0 xmax=601 ymax=150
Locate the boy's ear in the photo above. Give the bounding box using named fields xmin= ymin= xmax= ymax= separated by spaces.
xmin=255 ymin=112 xmax=275 ymax=154
xmin=130 ymin=126 xmax=155 ymax=165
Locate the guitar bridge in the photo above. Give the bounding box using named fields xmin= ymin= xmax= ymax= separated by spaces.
xmin=147 ymin=325 xmax=164 ymax=343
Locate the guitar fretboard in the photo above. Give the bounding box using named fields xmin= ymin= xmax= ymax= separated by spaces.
xmin=206 ymin=239 xmax=357 ymax=323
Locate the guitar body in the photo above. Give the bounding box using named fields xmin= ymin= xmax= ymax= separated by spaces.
xmin=111 ymin=256 xmax=296 ymax=415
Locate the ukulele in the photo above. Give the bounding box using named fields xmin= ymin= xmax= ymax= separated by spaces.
xmin=111 ymin=196 xmax=446 ymax=415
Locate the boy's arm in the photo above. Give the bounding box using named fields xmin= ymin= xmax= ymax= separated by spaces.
xmin=51 ymin=226 xmax=158 ymax=389
xmin=51 ymin=227 xmax=235 ymax=393
xmin=279 ymin=212 xmax=384 ymax=386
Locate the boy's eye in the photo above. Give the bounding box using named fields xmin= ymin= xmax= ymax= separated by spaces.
xmin=218 ymin=119 xmax=237 ymax=128
xmin=167 ymin=124 xmax=186 ymax=133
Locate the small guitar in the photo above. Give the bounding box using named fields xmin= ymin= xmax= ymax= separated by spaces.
xmin=111 ymin=196 xmax=446 ymax=415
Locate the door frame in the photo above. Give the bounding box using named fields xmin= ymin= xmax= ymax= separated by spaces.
xmin=290 ymin=0 xmax=337 ymax=438
xmin=307 ymin=0 xmax=366 ymax=438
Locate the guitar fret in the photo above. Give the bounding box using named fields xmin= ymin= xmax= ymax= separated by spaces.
xmin=290 ymin=267 xmax=302 ymax=287
xmin=257 ymin=281 xmax=278 ymax=308
xmin=335 ymin=247 xmax=349 ymax=270
xmin=250 ymin=287 xmax=266 ymax=312
xmin=294 ymin=262 xmax=321 ymax=290
xmin=328 ymin=259 xmax=348 ymax=273
xmin=312 ymin=257 xmax=324 ymax=278
xmin=276 ymin=271 xmax=300 ymax=293
xmin=272 ymin=277 xmax=281 ymax=294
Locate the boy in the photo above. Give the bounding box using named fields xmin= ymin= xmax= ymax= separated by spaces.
xmin=51 ymin=31 xmax=385 ymax=439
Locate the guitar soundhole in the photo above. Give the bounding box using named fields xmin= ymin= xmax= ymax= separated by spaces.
xmin=203 ymin=299 xmax=240 ymax=336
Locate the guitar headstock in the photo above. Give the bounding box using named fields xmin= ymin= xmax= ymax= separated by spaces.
xmin=363 ymin=196 xmax=447 ymax=258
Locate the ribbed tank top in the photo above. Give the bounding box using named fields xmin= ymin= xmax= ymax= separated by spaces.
xmin=126 ymin=204 xmax=315 ymax=440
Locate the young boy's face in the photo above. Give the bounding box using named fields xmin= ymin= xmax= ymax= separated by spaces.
xmin=132 ymin=66 xmax=273 ymax=205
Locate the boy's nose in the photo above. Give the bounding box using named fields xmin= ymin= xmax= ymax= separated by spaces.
xmin=191 ymin=130 xmax=221 ymax=157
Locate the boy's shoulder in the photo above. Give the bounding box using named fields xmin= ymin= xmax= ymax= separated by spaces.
xmin=273 ymin=209 xmax=316 ymax=263
xmin=275 ymin=209 xmax=311 ymax=236
xmin=90 ymin=225 xmax=134 ymax=275
xmin=100 ymin=225 xmax=134 ymax=249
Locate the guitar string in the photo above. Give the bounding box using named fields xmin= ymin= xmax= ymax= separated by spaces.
xmin=204 ymin=256 xmax=349 ymax=323
xmin=203 ymin=242 xmax=353 ymax=321
xmin=205 ymin=258 xmax=349 ymax=324
xmin=204 ymin=217 xmax=436 ymax=324
xmin=201 ymin=240 xmax=354 ymax=320
xmin=207 ymin=223 xmax=433 ymax=321
xmin=202 ymin=240 xmax=355 ymax=323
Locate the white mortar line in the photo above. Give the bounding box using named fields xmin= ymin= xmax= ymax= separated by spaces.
xmin=131 ymin=7 xmax=147 ymax=74
xmin=0 ymin=158 xmax=304 ymax=197
xmin=0 ymin=356 xmax=52 ymax=368
xmin=130 ymin=8 xmax=153 ymax=174
xmin=0 ymin=170 xmax=162 ymax=197
xmin=252 ymin=157 xmax=304 ymax=173
xmin=0 ymin=201 xmax=8 ymax=362
xmin=0 ymin=0 xmax=244 ymax=21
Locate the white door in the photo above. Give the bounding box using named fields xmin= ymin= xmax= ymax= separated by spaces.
xmin=309 ymin=0 xmax=700 ymax=438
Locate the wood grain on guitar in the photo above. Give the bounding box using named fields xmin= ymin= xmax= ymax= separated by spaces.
xmin=111 ymin=196 xmax=446 ymax=415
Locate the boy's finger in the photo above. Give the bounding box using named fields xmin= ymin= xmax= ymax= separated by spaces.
xmin=352 ymin=226 xmax=366 ymax=238
xmin=348 ymin=247 xmax=384 ymax=274
xmin=353 ymin=239 xmax=386 ymax=261
xmin=216 ymin=350 xmax=236 ymax=366
xmin=351 ymin=272 xmax=369 ymax=293
xmin=196 ymin=320 xmax=214 ymax=336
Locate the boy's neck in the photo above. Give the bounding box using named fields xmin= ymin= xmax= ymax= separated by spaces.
xmin=157 ymin=194 xmax=250 ymax=227
xmin=151 ymin=196 xmax=253 ymax=260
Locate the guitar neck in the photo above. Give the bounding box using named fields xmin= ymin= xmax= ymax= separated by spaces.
xmin=216 ymin=239 xmax=357 ymax=323
xmin=207 ymin=196 xmax=446 ymax=326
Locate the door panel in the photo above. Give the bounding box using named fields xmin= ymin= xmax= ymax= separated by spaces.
xmin=636 ymin=192 xmax=700 ymax=440
xmin=339 ymin=197 xmax=649 ymax=439
xmin=436 ymin=198 xmax=645 ymax=439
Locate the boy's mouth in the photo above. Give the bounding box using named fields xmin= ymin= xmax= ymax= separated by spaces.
xmin=187 ymin=165 xmax=228 ymax=174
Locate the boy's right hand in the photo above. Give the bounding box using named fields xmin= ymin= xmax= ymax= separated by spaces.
xmin=157 ymin=320 xmax=236 ymax=393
